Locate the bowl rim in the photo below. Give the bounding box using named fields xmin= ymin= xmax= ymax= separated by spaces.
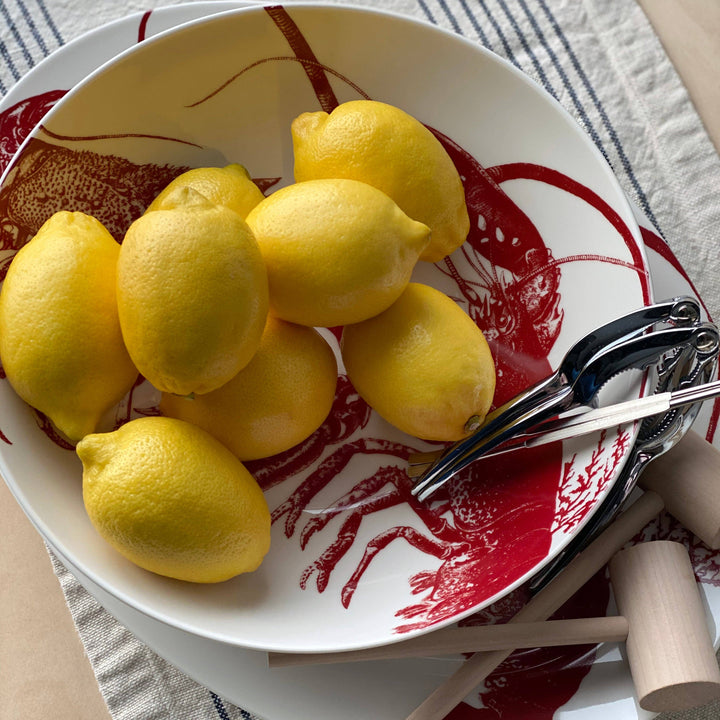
xmin=0 ymin=1 xmax=649 ymax=653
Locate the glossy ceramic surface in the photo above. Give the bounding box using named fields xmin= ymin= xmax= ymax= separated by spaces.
xmin=0 ymin=2 xmax=651 ymax=657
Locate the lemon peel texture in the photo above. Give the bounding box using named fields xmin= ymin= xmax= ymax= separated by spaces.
xmin=146 ymin=163 xmax=265 ymax=219
xmin=0 ymin=211 xmax=138 ymax=443
xmin=78 ymin=416 xmax=271 ymax=583
xmin=341 ymin=282 xmax=496 ymax=442
xmin=292 ymin=99 xmax=469 ymax=263
xmin=246 ymin=178 xmax=429 ymax=327
xmin=161 ymin=316 xmax=338 ymax=460
xmin=117 ymin=188 xmax=269 ymax=396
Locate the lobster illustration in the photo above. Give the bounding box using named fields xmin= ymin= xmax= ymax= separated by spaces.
xmin=250 ymin=132 xmax=635 ymax=631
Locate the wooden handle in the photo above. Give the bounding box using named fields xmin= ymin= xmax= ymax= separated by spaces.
xmin=268 ymin=616 xmax=629 ymax=667
xmin=609 ymin=540 xmax=720 ymax=712
xmin=640 ymin=430 xmax=720 ymax=548
xmin=403 ymin=489 xmax=665 ymax=720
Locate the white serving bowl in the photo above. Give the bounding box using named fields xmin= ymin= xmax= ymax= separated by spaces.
xmin=0 ymin=3 xmax=651 ymax=654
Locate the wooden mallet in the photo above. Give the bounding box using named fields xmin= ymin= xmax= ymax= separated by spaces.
xmin=268 ymin=431 xmax=720 ymax=717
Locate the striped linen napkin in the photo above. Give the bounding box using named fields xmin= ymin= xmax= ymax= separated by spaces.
xmin=3 ymin=1 xmax=720 ymax=719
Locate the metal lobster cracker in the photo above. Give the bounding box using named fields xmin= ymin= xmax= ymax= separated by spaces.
xmin=529 ymin=312 xmax=720 ymax=592
xmin=410 ymin=296 xmax=716 ymax=501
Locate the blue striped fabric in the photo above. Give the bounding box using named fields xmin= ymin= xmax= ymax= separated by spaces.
xmin=211 ymin=692 xmax=235 ymax=719
xmin=416 ymin=0 xmax=661 ymax=233
xmin=0 ymin=0 xmax=62 ymax=92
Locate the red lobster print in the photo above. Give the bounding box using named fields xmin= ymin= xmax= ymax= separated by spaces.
xmin=445 ymin=567 xmax=612 ymax=720
xmin=0 ymin=90 xmax=66 ymax=168
xmin=257 ymin=134 xmax=638 ymax=627
xmin=249 ymin=119 xmax=570 ymax=627
xmin=251 ymin=21 xmax=645 ymax=630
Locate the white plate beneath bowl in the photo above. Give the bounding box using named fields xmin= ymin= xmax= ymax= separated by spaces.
xmin=0 ymin=2 xmax=650 ymax=657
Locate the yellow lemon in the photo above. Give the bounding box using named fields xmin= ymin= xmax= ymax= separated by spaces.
xmin=146 ymin=163 xmax=264 ymax=218
xmin=117 ymin=188 xmax=269 ymax=396
xmin=245 ymin=178 xmax=429 ymax=327
xmin=292 ymin=100 xmax=469 ymax=263
xmin=341 ymin=282 xmax=496 ymax=442
xmin=78 ymin=416 xmax=270 ymax=583
xmin=160 ymin=316 xmax=337 ymax=460
xmin=0 ymin=211 xmax=138 ymax=443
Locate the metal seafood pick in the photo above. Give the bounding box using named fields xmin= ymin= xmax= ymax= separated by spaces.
xmin=528 ymin=321 xmax=720 ymax=593
xmin=410 ymin=297 xmax=705 ymax=502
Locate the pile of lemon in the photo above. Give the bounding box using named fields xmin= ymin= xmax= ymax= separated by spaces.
xmin=0 ymin=100 xmax=496 ymax=583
